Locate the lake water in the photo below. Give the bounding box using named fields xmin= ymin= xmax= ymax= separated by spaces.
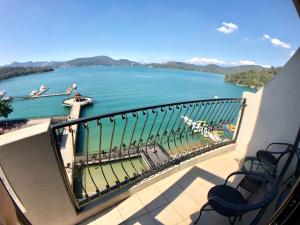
xmin=0 ymin=66 xmax=255 ymax=198
xmin=0 ymin=66 xmax=254 ymax=119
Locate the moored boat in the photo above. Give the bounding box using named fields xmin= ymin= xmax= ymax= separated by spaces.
xmin=0 ymin=90 xmax=6 ymax=98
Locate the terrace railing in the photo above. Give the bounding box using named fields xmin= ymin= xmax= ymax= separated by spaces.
xmin=51 ymin=98 xmax=246 ymax=209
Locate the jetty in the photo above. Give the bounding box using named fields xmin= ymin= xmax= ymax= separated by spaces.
xmin=10 ymin=84 xmax=76 ymax=100
xmin=58 ymin=93 xmax=93 ymax=183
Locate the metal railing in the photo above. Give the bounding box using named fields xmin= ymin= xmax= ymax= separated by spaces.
xmin=51 ymin=98 xmax=246 ymax=209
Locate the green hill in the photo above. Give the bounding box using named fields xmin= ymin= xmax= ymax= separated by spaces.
xmin=224 ymin=67 xmax=281 ymax=89
xmin=0 ymin=66 xmax=54 ymax=81
xmin=147 ymin=61 xmax=265 ymax=74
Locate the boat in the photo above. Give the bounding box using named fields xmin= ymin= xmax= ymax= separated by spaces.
xmin=38 ymin=85 xmax=48 ymax=95
xmin=1 ymin=96 xmax=12 ymax=101
xmin=0 ymin=90 xmax=6 ymax=98
xmin=29 ymin=89 xmax=38 ymax=97
xmin=72 ymin=83 xmax=77 ymax=89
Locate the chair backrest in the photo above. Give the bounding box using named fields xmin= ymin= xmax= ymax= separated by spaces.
xmin=209 ymin=172 xmax=278 ymax=216
xmin=246 ymin=172 xmax=278 ymax=210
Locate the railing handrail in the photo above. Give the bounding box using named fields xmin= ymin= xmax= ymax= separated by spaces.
xmin=51 ymin=97 xmax=244 ymax=129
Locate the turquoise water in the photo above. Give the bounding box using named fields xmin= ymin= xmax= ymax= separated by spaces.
xmin=0 ymin=66 xmax=254 ymax=119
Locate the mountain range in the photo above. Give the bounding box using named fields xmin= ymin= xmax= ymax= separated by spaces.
xmin=5 ymin=55 xmax=267 ymax=75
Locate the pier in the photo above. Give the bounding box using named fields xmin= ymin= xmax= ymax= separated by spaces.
xmin=59 ymin=95 xmax=93 ymax=183
xmin=9 ymin=84 xmax=75 ymax=100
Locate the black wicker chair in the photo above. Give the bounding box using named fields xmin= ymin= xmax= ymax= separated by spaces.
xmin=193 ymin=171 xmax=278 ymax=225
xmin=256 ymin=143 xmax=294 ymax=178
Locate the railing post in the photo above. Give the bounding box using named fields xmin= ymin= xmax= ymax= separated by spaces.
xmin=233 ymin=99 xmax=247 ymax=141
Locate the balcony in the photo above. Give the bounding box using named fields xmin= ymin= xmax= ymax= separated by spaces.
xmin=0 ymin=35 xmax=300 ymax=225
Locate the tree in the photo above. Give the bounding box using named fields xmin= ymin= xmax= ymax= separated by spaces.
xmin=0 ymin=100 xmax=13 ymax=118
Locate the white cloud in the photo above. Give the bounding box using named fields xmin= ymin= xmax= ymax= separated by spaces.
xmin=262 ymin=34 xmax=291 ymax=49
xmin=217 ymin=22 xmax=238 ymax=34
xmin=187 ymin=57 xmax=225 ymax=65
xmin=289 ymin=50 xmax=296 ymax=57
xmin=186 ymin=57 xmax=271 ymax=68
xmin=261 ymin=64 xmax=271 ymax=68
xmin=239 ymin=60 xmax=256 ymax=65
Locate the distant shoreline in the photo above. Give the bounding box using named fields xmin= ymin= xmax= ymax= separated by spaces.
xmin=0 ymin=66 xmax=54 ymax=82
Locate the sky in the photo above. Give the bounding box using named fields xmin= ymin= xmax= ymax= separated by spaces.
xmin=0 ymin=0 xmax=299 ymax=67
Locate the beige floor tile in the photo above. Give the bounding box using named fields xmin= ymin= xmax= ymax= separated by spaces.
xmin=150 ymin=205 xmax=184 ymax=225
xmin=125 ymin=213 xmax=157 ymax=225
xmin=78 ymin=216 xmax=98 ymax=225
xmin=159 ymin=183 xmax=185 ymax=202
xmin=185 ymin=184 xmax=208 ymax=205
xmin=179 ymin=177 xmax=203 ymax=193
xmin=93 ymin=206 xmax=123 ymax=225
xmin=170 ymin=193 xmax=199 ymax=219
xmin=176 ymin=218 xmax=190 ymax=225
xmin=137 ymin=186 xmax=169 ymax=212
xmin=117 ymin=194 xmax=148 ymax=221
xmin=187 ymin=210 xmax=225 ymax=225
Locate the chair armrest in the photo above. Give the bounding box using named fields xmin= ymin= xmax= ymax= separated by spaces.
xmin=266 ymin=143 xmax=294 ymax=153
xmin=208 ymin=196 xmax=252 ymax=215
xmin=224 ymin=171 xmax=266 ymax=186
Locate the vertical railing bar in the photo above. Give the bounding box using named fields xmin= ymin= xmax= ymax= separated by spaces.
xmin=97 ymin=120 xmax=110 ymax=190
xmin=136 ymin=110 xmax=151 ymax=173
xmin=201 ymin=101 xmax=214 ymax=122
xmin=186 ymin=102 xmax=202 ymax=146
xmin=145 ymin=109 xmax=159 ymax=153
xmin=161 ymin=106 xmax=175 ymax=146
xmin=137 ymin=110 xmax=149 ymax=149
xmin=69 ymin=126 xmax=76 ymax=189
xmin=76 ymin=166 xmax=91 ymax=202
xmin=205 ymin=101 xmax=219 ymax=124
xmin=118 ymin=114 xmax=131 ymax=182
xmin=84 ymin=123 xmax=100 ymax=196
xmin=209 ymin=101 xmax=224 ymax=128
xmin=194 ymin=101 xmax=214 ymax=143
xmin=191 ymin=102 xmax=209 ymax=141
xmin=223 ymin=100 xmax=237 ymax=122
xmin=226 ymin=101 xmax=240 ymax=123
xmin=128 ymin=112 xmax=139 ymax=175
xmin=167 ymin=105 xmax=183 ymax=152
xmin=155 ymin=107 xmax=167 ymax=143
xmin=174 ymin=104 xmax=189 ymax=151
xmin=207 ymin=101 xmax=227 ymax=144
xmin=213 ymin=100 xmax=231 ymax=129
xmin=108 ymin=117 xmax=121 ymax=185
xmin=179 ymin=103 xmax=196 ymax=150
xmin=233 ymin=99 xmax=246 ymax=141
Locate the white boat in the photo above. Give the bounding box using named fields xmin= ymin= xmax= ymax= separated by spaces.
xmin=0 ymin=90 xmax=6 ymax=98
xmin=1 ymin=96 xmax=11 ymax=101
xmin=72 ymin=83 xmax=77 ymax=89
xmin=30 ymin=89 xmax=38 ymax=96
xmin=38 ymin=84 xmax=48 ymax=94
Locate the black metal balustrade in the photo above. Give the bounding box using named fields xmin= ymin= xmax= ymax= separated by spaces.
xmin=51 ymin=98 xmax=246 ymax=209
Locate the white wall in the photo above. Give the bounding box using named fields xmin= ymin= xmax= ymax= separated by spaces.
xmin=236 ymin=48 xmax=300 ymax=156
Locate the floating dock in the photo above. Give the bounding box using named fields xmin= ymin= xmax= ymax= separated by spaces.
xmin=10 ymin=84 xmax=76 ymax=100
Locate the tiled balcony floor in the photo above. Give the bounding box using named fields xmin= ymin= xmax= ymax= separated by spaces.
xmin=80 ymin=150 xmax=261 ymax=225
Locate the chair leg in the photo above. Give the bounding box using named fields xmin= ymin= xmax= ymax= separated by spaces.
xmin=193 ymin=202 xmax=210 ymax=225
xmin=239 ymin=215 xmax=242 ymax=221
xmin=228 ymin=216 xmax=237 ymax=225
